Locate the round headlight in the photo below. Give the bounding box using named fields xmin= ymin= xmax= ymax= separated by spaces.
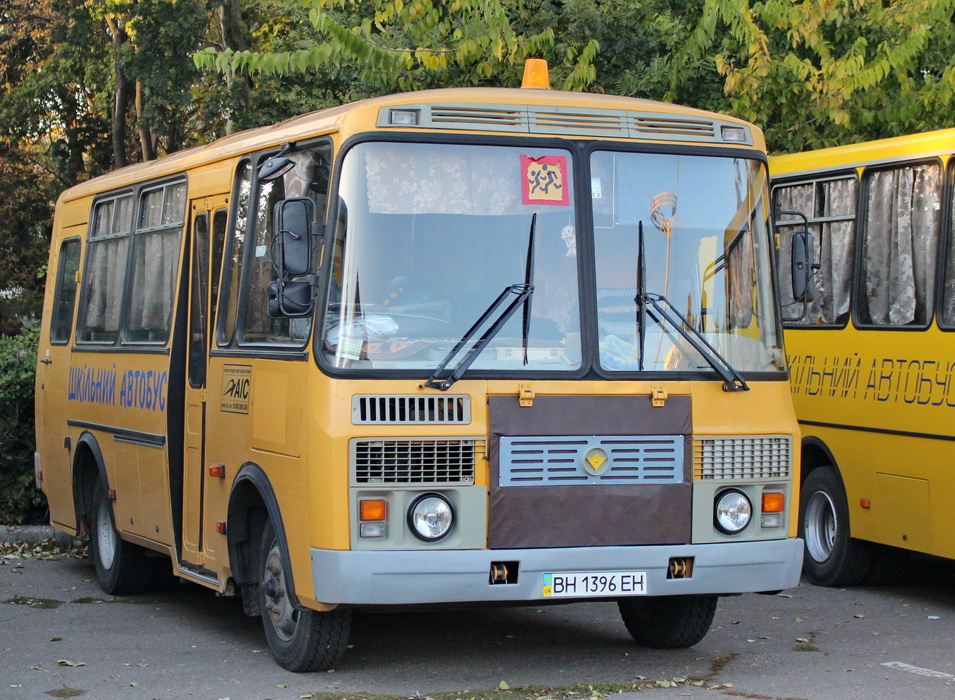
xmin=714 ymin=489 xmax=752 ymax=534
xmin=408 ymin=494 xmax=454 ymax=541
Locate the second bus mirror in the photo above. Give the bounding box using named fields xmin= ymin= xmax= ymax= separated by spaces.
xmin=273 ymin=197 xmax=314 ymax=278
xmin=791 ymin=230 xmax=816 ymax=303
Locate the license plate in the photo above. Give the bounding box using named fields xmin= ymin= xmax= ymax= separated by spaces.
xmin=541 ymin=571 xmax=647 ymax=598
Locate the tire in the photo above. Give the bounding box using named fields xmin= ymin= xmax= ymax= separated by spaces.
xmin=89 ymin=477 xmax=156 ymax=595
xmin=799 ymin=466 xmax=872 ymax=587
xmin=618 ymin=595 xmax=718 ymax=649
xmin=259 ymin=519 xmax=351 ymax=672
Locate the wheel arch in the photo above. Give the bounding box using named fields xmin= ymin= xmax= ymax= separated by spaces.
xmin=71 ymin=431 xmax=109 ymax=534
xmin=227 ymin=462 xmax=300 ymax=607
xmin=800 ymin=436 xmax=841 ymax=483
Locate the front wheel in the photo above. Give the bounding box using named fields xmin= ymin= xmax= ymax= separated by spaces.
xmin=259 ymin=520 xmax=351 ymax=672
xmin=89 ymin=477 xmax=155 ymax=595
xmin=618 ymin=595 xmax=717 ymax=649
xmin=799 ymin=466 xmax=872 ymax=586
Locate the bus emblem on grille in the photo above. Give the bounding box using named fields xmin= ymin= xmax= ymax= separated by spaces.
xmin=582 ymin=447 xmax=610 ymax=475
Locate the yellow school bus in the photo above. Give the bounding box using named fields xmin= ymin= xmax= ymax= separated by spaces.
xmin=36 ymin=61 xmax=801 ymax=671
xmin=771 ymin=128 xmax=955 ymax=586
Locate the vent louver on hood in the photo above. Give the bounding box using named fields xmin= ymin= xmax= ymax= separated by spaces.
xmin=378 ymin=103 xmax=750 ymax=144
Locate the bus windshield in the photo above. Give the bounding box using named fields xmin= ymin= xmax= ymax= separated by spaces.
xmin=320 ymin=141 xmax=783 ymax=375
xmin=593 ymin=150 xmax=783 ymax=373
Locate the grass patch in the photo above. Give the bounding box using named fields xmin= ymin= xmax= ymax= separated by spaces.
xmin=45 ymin=688 xmax=85 ymax=698
xmin=792 ymin=643 xmax=819 ymax=652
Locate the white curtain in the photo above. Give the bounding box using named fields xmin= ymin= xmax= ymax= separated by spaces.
xmin=775 ymin=177 xmax=856 ymax=324
xmin=863 ymin=165 xmax=940 ymax=325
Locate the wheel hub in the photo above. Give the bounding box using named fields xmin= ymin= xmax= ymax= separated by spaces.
xmin=263 ymin=545 xmax=298 ymax=642
xmin=804 ymin=490 xmax=837 ymax=563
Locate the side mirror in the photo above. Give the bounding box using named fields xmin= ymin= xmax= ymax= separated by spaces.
xmin=273 ymin=197 xmax=313 ymax=278
xmin=791 ymin=230 xmax=816 ymax=303
xmin=268 ymin=197 xmax=321 ymax=318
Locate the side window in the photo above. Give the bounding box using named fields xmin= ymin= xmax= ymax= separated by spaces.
xmin=218 ymin=162 xmax=253 ymax=345
xmin=857 ymin=163 xmax=941 ymax=327
xmin=774 ymin=176 xmax=857 ymax=325
xmin=188 ymin=213 xmax=210 ymax=388
xmin=49 ymin=238 xmax=81 ymax=344
xmin=239 ymin=143 xmax=331 ymax=345
xmin=939 ymin=162 xmax=955 ymax=327
xmin=78 ymin=194 xmax=134 ymax=342
xmin=125 ymin=181 xmax=187 ymax=343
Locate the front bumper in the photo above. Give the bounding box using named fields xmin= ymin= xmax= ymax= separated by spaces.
xmin=310 ymin=538 xmax=803 ymax=605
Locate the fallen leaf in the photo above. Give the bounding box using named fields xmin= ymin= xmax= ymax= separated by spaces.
xmin=275 ymin=684 xmax=289 ymax=688
xmin=500 ymin=681 xmax=510 ymax=690
xmin=853 ymin=614 xmax=865 ymax=619
xmin=50 ymin=635 xmax=62 ymax=642
xmin=57 ymin=659 xmax=86 ymax=667
xmin=796 ymin=637 xmax=809 ymax=643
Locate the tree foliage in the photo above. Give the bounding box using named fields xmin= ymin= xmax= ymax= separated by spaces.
xmin=678 ymin=0 xmax=955 ymax=151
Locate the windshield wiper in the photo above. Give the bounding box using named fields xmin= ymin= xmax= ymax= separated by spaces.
xmin=634 ymin=220 xmax=748 ymax=392
xmin=425 ymin=214 xmax=537 ymax=391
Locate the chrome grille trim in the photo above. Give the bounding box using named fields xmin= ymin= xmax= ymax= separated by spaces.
xmin=352 ymin=395 xmax=471 ymax=425
xmin=694 ymin=436 xmax=791 ymax=480
xmin=350 ymin=437 xmax=483 ymax=485
xmin=499 ymin=435 xmax=684 ymax=486
xmin=377 ymin=104 xmax=752 ymax=144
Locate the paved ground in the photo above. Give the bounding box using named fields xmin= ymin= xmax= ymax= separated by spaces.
xmin=1 ymin=534 xmax=953 ymax=700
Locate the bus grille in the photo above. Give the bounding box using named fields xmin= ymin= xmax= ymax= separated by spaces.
xmin=693 ymin=436 xmax=791 ymax=480
xmin=351 ymin=438 xmax=483 ymax=484
xmin=352 ymin=395 xmax=470 ymax=425
xmin=499 ymin=435 xmax=684 ymax=486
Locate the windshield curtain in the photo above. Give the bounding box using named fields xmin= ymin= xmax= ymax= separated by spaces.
xmin=320 ymin=141 xmax=582 ymax=372
xmin=591 ymin=150 xmax=783 ymax=373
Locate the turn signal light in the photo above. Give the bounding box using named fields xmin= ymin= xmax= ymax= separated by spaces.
xmin=360 ymin=499 xmax=386 ymax=521
xmin=208 ymin=464 xmax=226 ymax=479
xmin=762 ymin=492 xmax=785 ymax=513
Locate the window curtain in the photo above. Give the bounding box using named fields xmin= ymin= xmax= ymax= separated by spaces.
xmin=775 ymin=179 xmax=856 ymax=325
xmin=126 ymin=230 xmax=181 ymax=335
xmin=364 ymin=143 xmax=528 ymax=215
xmin=863 ymin=165 xmax=940 ymax=325
xmin=83 ymin=238 xmax=128 ymax=335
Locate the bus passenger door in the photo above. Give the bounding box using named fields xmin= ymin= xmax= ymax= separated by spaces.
xmin=182 ymin=198 xmax=228 ymax=567
xmin=36 ymin=233 xmax=83 ymax=532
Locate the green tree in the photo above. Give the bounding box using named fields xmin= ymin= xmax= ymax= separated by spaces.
xmin=194 ymin=0 xmax=599 ymax=94
xmin=679 ymin=0 xmax=955 ymax=152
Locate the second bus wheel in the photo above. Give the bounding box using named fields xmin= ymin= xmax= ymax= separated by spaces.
xmin=618 ymin=595 xmax=717 ymax=649
xmin=89 ymin=477 xmax=156 ymax=595
xmin=799 ymin=466 xmax=872 ymax=587
xmin=258 ymin=520 xmax=352 ymax=672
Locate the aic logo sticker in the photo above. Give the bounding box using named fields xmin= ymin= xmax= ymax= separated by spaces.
xmin=220 ymin=364 xmax=251 ymax=414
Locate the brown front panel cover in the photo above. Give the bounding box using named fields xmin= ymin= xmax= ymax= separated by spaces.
xmin=488 ymin=395 xmax=692 ymax=549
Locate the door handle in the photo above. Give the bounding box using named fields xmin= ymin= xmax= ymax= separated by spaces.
xmin=41 ymin=358 xmax=53 ymax=365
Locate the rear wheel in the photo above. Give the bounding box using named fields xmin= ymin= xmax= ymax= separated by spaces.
xmin=89 ymin=477 xmax=155 ymax=595
xmin=618 ymin=595 xmax=717 ymax=649
xmin=259 ymin=519 xmax=351 ymax=672
xmin=799 ymin=466 xmax=872 ymax=586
